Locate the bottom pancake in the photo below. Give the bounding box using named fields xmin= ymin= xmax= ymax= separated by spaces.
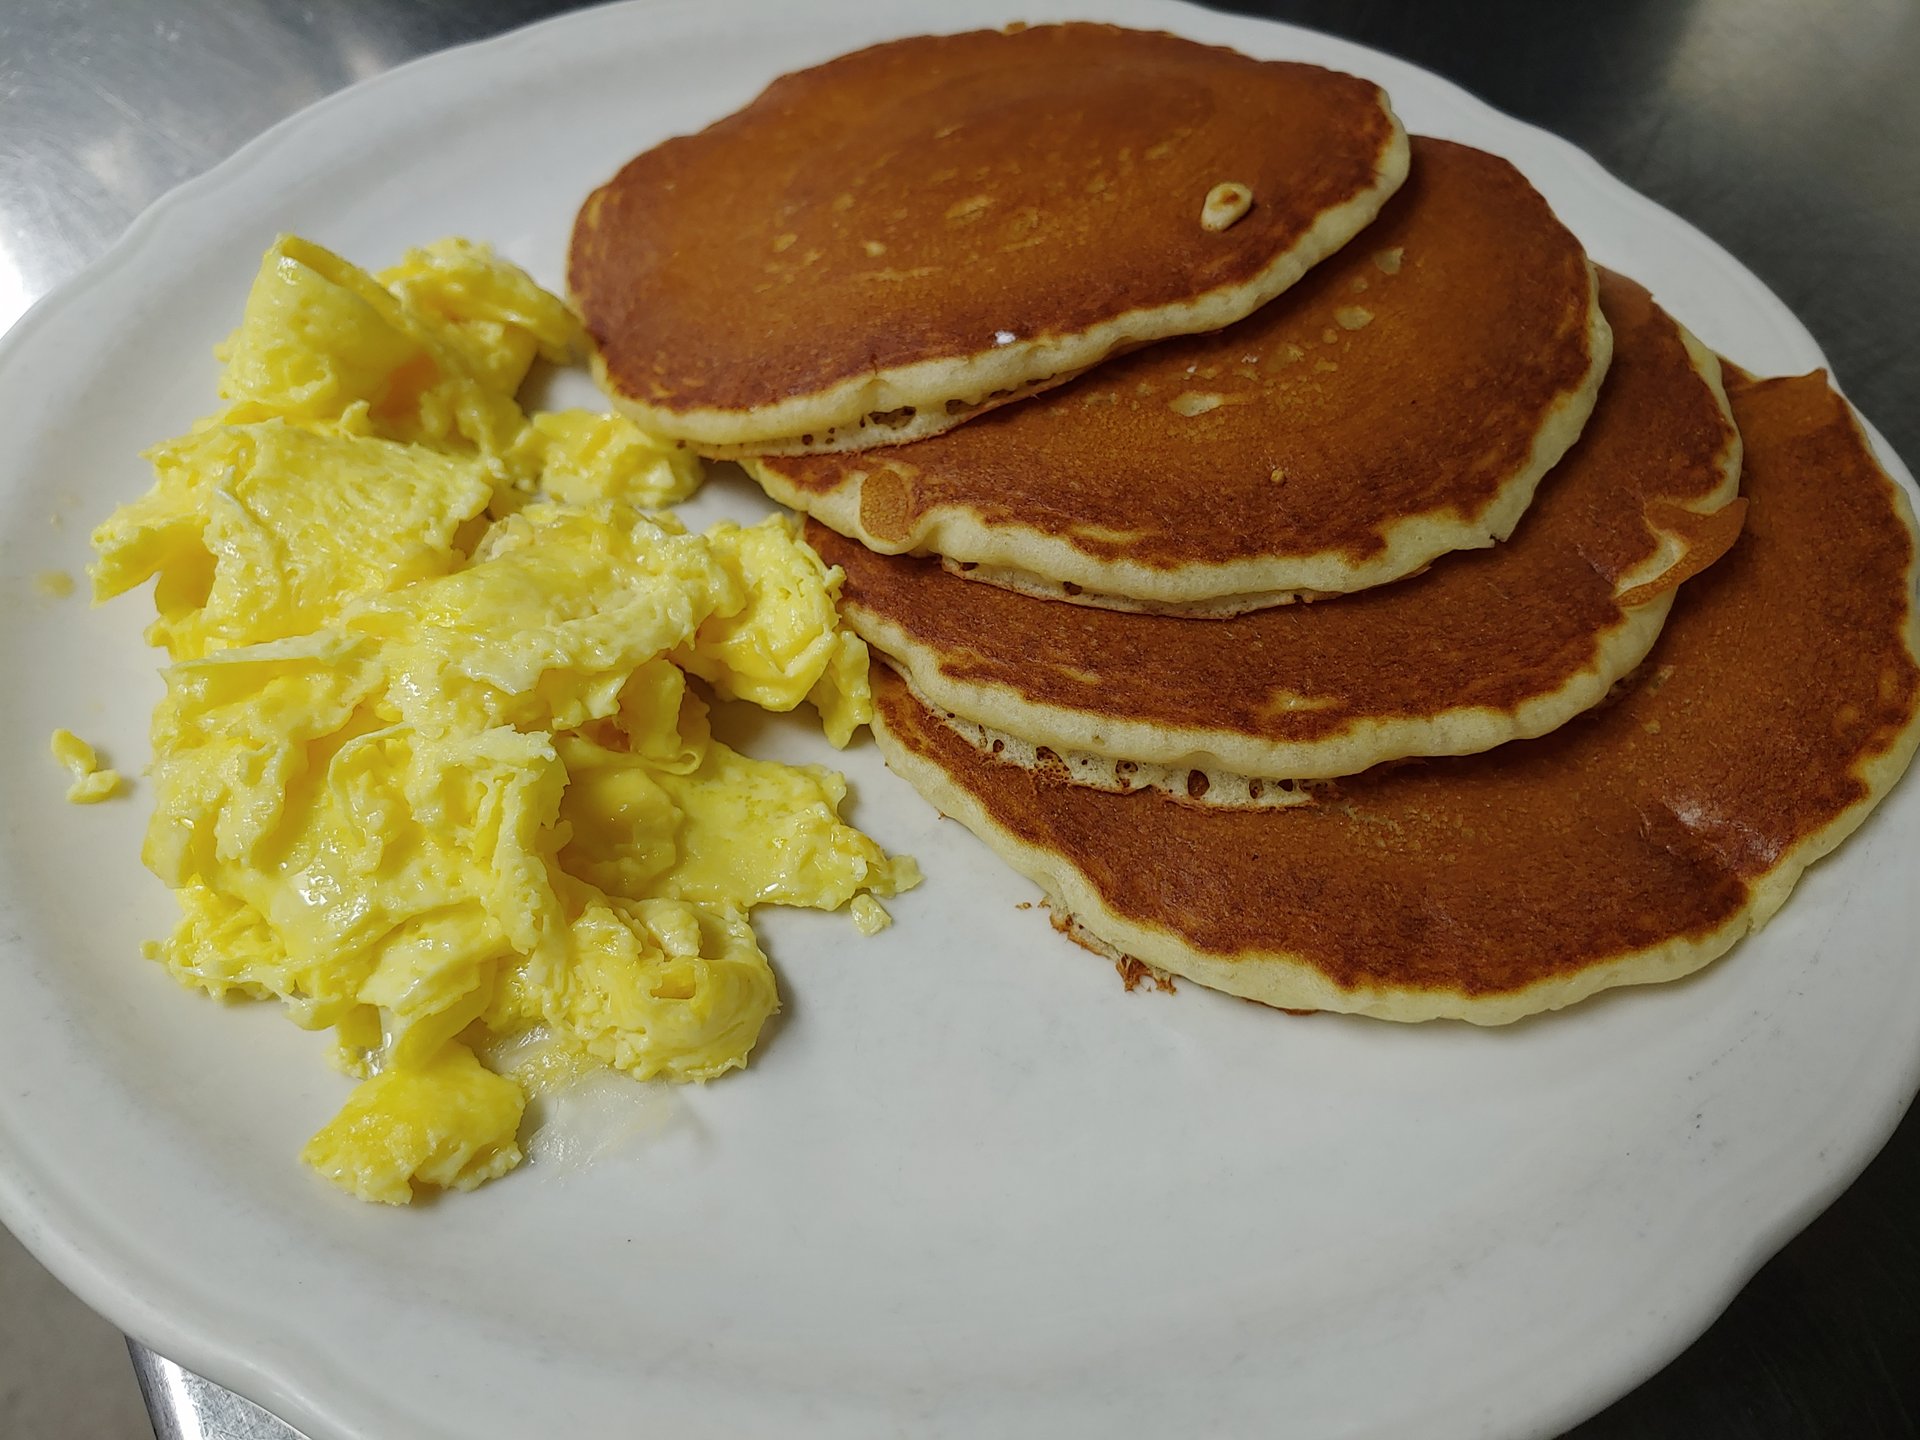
xmin=869 ymin=372 xmax=1920 ymax=1023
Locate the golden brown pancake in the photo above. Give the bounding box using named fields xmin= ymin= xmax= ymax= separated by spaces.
xmin=756 ymin=138 xmax=1608 ymax=608
xmin=819 ymin=273 xmax=1740 ymax=790
xmin=869 ymin=370 xmax=1920 ymax=1023
xmin=570 ymin=24 xmax=1407 ymax=457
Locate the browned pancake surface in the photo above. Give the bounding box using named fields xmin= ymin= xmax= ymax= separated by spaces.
xmin=571 ymin=24 xmax=1399 ymax=417
xmin=872 ymin=372 xmax=1920 ymax=1005
xmin=770 ymin=138 xmax=1596 ymax=568
xmin=821 ymin=273 xmax=1735 ymax=768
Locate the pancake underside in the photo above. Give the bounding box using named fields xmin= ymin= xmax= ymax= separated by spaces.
xmin=614 ymin=122 xmax=1411 ymax=457
xmin=755 ymin=262 xmax=1612 ymax=602
xmin=931 ymin=561 xmax=1342 ymax=617
xmin=906 ymin=689 xmax=1323 ymax=809
xmin=616 ymin=363 xmax=1087 ymax=461
xmin=869 ymin=676 xmax=1920 ymax=1025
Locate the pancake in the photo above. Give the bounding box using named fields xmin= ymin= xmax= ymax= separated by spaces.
xmin=868 ymin=370 xmax=1920 ymax=1024
xmin=819 ymin=272 xmax=1741 ymax=793
xmin=756 ymin=138 xmax=1608 ymax=609
xmin=570 ymin=24 xmax=1407 ymax=457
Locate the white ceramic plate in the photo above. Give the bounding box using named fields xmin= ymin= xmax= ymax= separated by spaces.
xmin=2 ymin=3 xmax=1916 ymax=1438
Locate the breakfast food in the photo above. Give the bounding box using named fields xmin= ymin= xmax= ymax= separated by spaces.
xmin=753 ymin=139 xmax=1612 ymax=612
xmin=70 ymin=21 xmax=1920 ymax=1229
xmin=816 ymin=273 xmax=1742 ymax=792
xmin=570 ymin=23 xmax=1408 ymax=456
xmin=91 ymin=236 xmax=915 ymax=1204
xmin=869 ymin=370 xmax=1920 ymax=1022
xmin=49 ymin=729 xmax=121 ymax=803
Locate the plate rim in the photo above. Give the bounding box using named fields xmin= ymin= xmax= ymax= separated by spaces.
xmin=0 ymin=3 xmax=1913 ymax=1439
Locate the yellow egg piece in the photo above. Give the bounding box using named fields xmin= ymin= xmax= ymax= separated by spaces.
xmin=49 ymin=727 xmax=123 ymax=803
xmin=216 ymin=236 xmax=428 ymax=428
xmin=681 ymin=514 xmax=876 ymax=744
xmin=301 ymin=1041 xmax=526 ymax=1206
xmin=376 ymin=236 xmax=580 ymax=395
xmin=518 ymin=409 xmax=704 ymax=509
xmin=850 ymin=894 xmax=893 ymax=936
xmin=93 ymin=421 xmax=493 ymax=659
xmin=542 ymin=893 xmax=777 ymax=1082
xmin=347 ymin=503 xmax=738 ymax=735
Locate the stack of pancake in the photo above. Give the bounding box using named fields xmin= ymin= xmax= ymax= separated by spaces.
xmin=571 ymin=23 xmax=1920 ymax=1023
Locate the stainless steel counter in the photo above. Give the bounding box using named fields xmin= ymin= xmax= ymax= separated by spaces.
xmin=4 ymin=3 xmax=1916 ymax=1437
xmin=130 ymin=1344 xmax=305 ymax=1440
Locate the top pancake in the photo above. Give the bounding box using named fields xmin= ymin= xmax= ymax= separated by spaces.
xmin=755 ymin=138 xmax=1608 ymax=609
xmin=868 ymin=370 xmax=1920 ymax=1023
xmin=570 ymin=24 xmax=1408 ymax=457
xmin=822 ymin=272 xmax=1737 ymax=789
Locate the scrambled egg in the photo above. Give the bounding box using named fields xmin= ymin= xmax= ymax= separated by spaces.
xmin=50 ymin=728 xmax=122 ymax=802
xmin=91 ymin=236 xmax=915 ymax=1205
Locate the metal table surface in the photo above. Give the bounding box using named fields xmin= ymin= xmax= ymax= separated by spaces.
xmin=3 ymin=2 xmax=1916 ymax=1437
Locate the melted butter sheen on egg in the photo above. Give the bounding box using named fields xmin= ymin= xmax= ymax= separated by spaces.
xmin=92 ymin=236 xmax=915 ymax=1205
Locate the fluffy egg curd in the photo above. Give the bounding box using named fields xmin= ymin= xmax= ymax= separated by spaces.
xmin=50 ymin=728 xmax=122 ymax=803
xmin=89 ymin=235 xmax=918 ymax=1205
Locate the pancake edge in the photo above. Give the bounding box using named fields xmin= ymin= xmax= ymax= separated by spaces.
xmin=895 ymin=686 xmax=1323 ymax=809
xmin=606 ymin=358 xmax=1093 ymax=460
xmin=869 ymin=522 xmax=1920 ymax=1025
xmin=750 ymin=258 xmax=1612 ymax=603
xmin=845 ymin=320 xmax=1737 ymax=782
xmin=930 ymin=561 xmax=1344 ymax=617
xmin=853 ymin=591 xmax=1665 ymax=782
xmin=867 ymin=381 xmax=1920 ymax=1025
xmin=588 ymin=103 xmax=1410 ymax=455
